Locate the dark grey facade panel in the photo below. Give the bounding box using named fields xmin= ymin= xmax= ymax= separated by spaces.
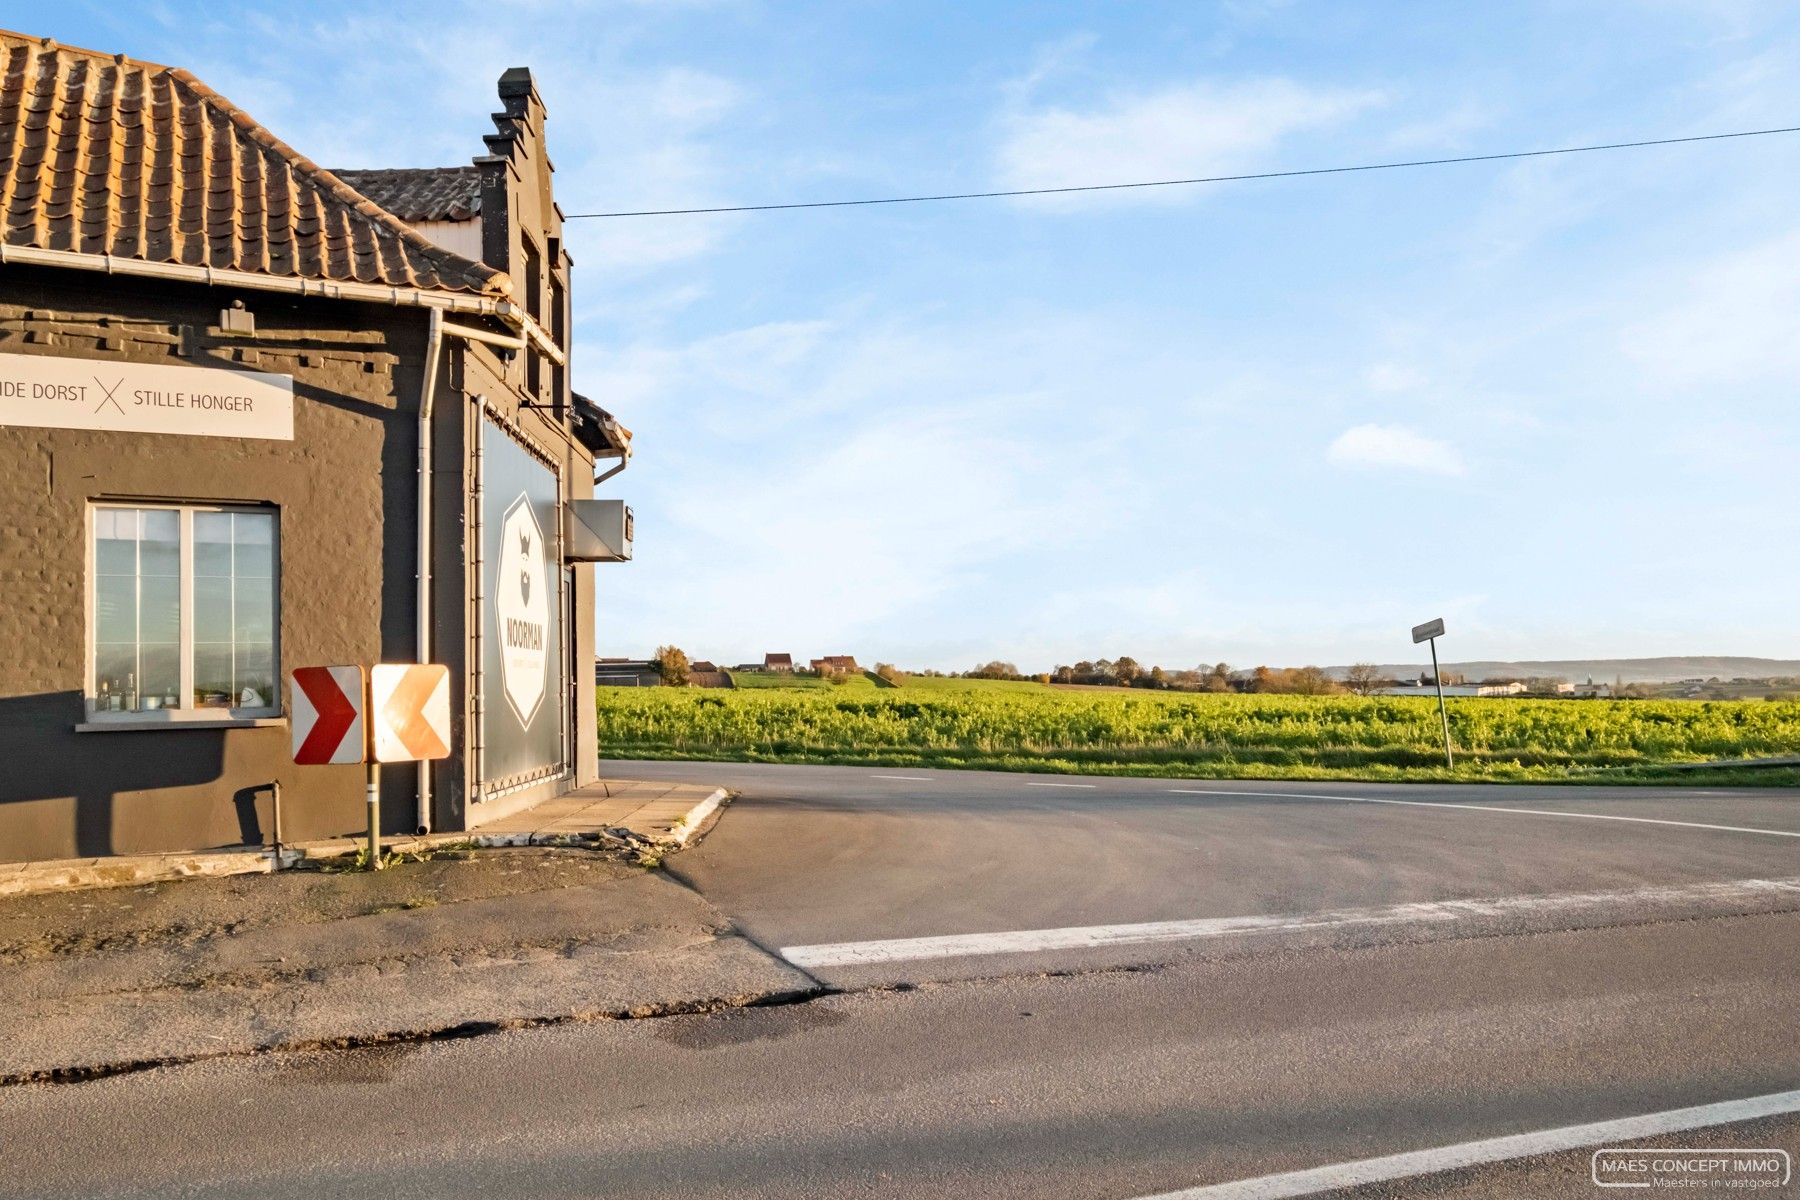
xmin=477 ymin=414 xmax=567 ymax=795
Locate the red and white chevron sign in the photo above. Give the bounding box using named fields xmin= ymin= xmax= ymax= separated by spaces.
xmin=291 ymin=666 xmax=366 ymax=765
xmin=370 ymin=663 xmax=451 ymax=764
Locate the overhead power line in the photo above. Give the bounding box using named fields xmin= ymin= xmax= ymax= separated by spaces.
xmin=564 ymin=124 xmax=1800 ymax=219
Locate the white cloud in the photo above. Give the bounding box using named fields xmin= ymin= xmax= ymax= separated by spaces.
xmin=644 ymin=409 xmax=1065 ymax=648
xmin=1364 ymin=362 xmax=1428 ymax=393
xmin=1380 ymin=100 xmax=1495 ymax=152
xmin=995 ymin=78 xmax=1383 ymax=206
xmin=587 ymin=307 xmax=1175 ymax=657
xmin=1619 ymin=225 xmax=1800 ymax=388
xmin=182 ymin=7 xmax=749 ymax=275
xmin=1326 ymin=424 xmax=1467 ymax=476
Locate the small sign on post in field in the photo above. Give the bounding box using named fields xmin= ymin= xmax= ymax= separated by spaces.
xmin=1411 ymin=619 xmax=1455 ymax=769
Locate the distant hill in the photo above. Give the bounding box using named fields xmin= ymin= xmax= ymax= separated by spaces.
xmin=1330 ymin=657 xmax=1800 ymax=685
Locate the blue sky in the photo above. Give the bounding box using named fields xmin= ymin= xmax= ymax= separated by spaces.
xmin=28 ymin=1 xmax=1800 ymax=670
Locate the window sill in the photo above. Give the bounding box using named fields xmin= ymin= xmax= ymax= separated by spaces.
xmin=74 ymin=717 xmax=288 ymax=733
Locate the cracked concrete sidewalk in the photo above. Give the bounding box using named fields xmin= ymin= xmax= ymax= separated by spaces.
xmin=0 ymin=837 xmax=817 ymax=1084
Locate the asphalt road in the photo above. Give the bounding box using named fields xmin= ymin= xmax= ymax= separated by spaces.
xmin=3 ymin=762 xmax=1796 ymax=1198
xmin=629 ymin=763 xmax=1800 ymax=973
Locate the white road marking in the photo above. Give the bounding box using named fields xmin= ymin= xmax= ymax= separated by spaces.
xmin=1134 ymin=1088 xmax=1800 ymax=1200
xmin=1026 ymin=781 xmax=1097 ymax=788
xmin=777 ymin=876 xmax=1800 ymax=968
xmin=872 ymin=775 xmax=934 ymax=782
xmin=1164 ymin=787 xmax=1800 ymax=838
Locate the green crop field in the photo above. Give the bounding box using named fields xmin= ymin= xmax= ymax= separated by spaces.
xmin=596 ymin=686 xmax=1800 ymax=784
xmin=889 ymin=675 xmax=1059 ymax=694
xmin=728 ymin=670 xmax=878 ymax=691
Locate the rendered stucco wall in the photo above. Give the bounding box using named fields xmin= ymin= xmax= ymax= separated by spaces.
xmin=0 ymin=267 xmax=430 ymax=862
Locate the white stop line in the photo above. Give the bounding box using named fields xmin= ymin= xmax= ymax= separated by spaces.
xmin=1135 ymin=1088 xmax=1800 ymax=1200
xmin=1166 ymin=788 xmax=1800 ymax=838
xmin=778 ymin=876 xmax=1800 ymax=969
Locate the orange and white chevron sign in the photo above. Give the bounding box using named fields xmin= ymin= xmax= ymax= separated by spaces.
xmin=369 ymin=664 xmax=452 ymax=764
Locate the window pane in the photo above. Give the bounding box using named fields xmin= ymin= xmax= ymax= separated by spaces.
xmin=194 ymin=575 xmax=231 ymax=644
xmin=95 ymin=574 xmax=136 ymax=644
xmin=233 ymin=575 xmax=273 ymax=643
xmin=94 ymin=644 xmax=135 ymax=711
xmin=93 ymin=505 xmax=279 ymax=715
xmin=139 ymin=574 xmax=180 ymax=645
xmin=234 ymin=513 xmax=275 ymax=577
xmin=194 ymin=643 xmax=233 ymax=709
xmin=95 ymin=509 xmax=138 ymax=575
xmin=234 ymin=645 xmax=273 ymax=709
xmin=138 ymin=643 xmax=179 ymax=710
xmin=194 ymin=511 xmax=232 ymax=577
xmin=140 ymin=509 xmax=179 ymax=576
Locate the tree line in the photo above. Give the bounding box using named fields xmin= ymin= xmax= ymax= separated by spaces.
xmin=963 ymin=659 xmax=1394 ymax=694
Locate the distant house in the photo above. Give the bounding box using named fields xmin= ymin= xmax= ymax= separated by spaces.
xmin=690 ymin=661 xmax=719 ymax=674
xmin=811 ymin=655 xmax=859 ymax=674
xmin=764 ymin=653 xmax=794 ymax=673
xmin=595 ymin=660 xmax=660 ymax=687
xmin=1376 ymin=681 xmax=1529 ymax=698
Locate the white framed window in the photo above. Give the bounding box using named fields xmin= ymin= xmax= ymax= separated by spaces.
xmin=87 ymin=503 xmax=280 ymax=724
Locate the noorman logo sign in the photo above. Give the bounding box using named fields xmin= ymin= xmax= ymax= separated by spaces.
xmin=0 ymin=351 xmax=293 ymax=441
xmin=495 ymin=493 xmax=549 ymax=727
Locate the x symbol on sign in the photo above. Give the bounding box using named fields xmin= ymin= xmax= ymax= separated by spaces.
xmin=93 ymin=377 xmax=125 ymax=415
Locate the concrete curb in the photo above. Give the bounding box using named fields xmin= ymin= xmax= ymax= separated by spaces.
xmin=1651 ymin=755 xmax=1800 ymax=771
xmin=0 ymin=786 xmax=732 ymax=900
xmin=667 ymin=787 xmax=728 ymax=846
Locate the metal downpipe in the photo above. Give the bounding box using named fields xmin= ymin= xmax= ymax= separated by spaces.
xmin=414 ymin=307 xmax=445 ymax=833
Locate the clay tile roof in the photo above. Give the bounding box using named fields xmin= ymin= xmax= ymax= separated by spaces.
xmin=0 ymin=30 xmax=508 ymax=297
xmin=333 ymin=167 xmax=482 ymax=222
xmin=571 ymin=391 xmax=632 ymax=458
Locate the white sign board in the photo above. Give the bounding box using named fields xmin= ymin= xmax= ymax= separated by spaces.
xmin=291 ymin=665 xmax=365 ymax=765
xmin=495 ymin=493 xmax=550 ymax=727
xmin=0 ymin=351 xmax=293 ymax=441
xmin=1411 ymin=617 xmax=1446 ymax=644
xmin=370 ymin=664 xmax=452 ymax=763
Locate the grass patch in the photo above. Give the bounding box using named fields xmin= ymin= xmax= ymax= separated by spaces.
xmin=728 ymin=670 xmax=877 ymax=691
xmin=891 ymin=676 xmax=1059 ymax=694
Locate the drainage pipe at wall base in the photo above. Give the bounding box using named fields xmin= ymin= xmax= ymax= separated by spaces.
xmin=413 ymin=307 xmax=444 ymax=834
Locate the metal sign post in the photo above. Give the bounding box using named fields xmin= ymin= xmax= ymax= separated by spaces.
xmin=367 ymin=664 xmax=454 ymax=866
xmin=290 ymin=665 xmax=383 ymax=867
xmin=1411 ymin=618 xmax=1454 ymax=769
xmin=364 ymin=762 xmax=381 ymax=865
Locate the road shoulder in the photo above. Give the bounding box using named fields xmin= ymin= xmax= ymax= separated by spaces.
xmin=0 ymin=843 xmax=815 ymax=1084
